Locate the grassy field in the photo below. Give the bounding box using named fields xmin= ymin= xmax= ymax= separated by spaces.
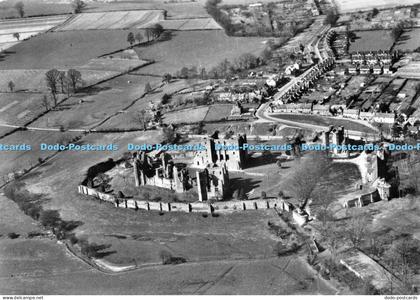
xmin=0 ymin=30 xmax=136 ymax=69
xmin=162 ymin=104 xmax=233 ymax=124
xmin=349 ymin=30 xmax=394 ymax=53
xmin=272 ymin=114 xmax=378 ymax=134
xmin=0 ymin=92 xmax=65 ymax=126
xmin=56 ymin=10 xmax=164 ymax=31
xmin=395 ymin=28 xmax=420 ymax=52
xmin=0 ymin=0 xmax=72 ymax=19
xmin=134 ymin=30 xmax=267 ymax=76
xmin=28 ymin=74 xmax=160 ymax=130
xmin=85 ymin=1 xmax=209 ymax=19
xmin=0 ymin=237 xmax=336 ymax=294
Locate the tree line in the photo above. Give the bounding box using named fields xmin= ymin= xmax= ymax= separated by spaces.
xmin=45 ymin=69 xmax=82 ymax=108
xmin=127 ymin=24 xmax=164 ymax=47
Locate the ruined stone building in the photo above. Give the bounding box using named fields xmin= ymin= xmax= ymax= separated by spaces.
xmin=133 ymin=151 xmax=191 ymax=193
xmin=193 ymin=134 xmax=248 ymax=171
xmin=320 ymin=126 xmax=349 ymax=156
xmin=196 ymin=164 xmax=230 ymax=202
xmin=132 ymin=150 xmax=231 ymax=201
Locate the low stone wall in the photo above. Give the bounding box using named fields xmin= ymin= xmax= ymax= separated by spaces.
xmin=342 ymin=190 xmax=381 ymax=208
xmin=78 ymin=184 xmax=287 ymax=214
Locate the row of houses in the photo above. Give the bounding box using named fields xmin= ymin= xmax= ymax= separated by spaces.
xmin=347 ymin=63 xmax=392 ymax=75
xmin=269 ymin=103 xmax=396 ymax=124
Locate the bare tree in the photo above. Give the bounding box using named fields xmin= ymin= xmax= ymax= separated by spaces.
xmin=286 ymin=151 xmax=332 ymax=206
xmin=8 ymin=81 xmax=15 ymax=92
xmin=127 ymin=32 xmax=135 ymax=47
xmin=41 ymin=95 xmax=50 ymax=111
xmin=132 ymin=109 xmax=150 ymax=130
xmin=135 ymin=32 xmax=143 ymax=44
xmin=45 ymin=69 xmax=60 ymax=106
xmin=12 ymin=32 xmax=20 ymax=41
xmin=383 ymin=237 xmax=419 ymax=293
xmin=58 ymin=71 xmax=66 ymax=94
xmin=344 ymin=209 xmax=369 ymax=249
xmin=14 ymin=1 xmax=24 ymax=18
xmin=72 ymin=0 xmax=86 ymax=14
xmin=144 ymin=82 xmax=152 ymax=93
xmin=67 ymin=69 xmax=82 ymax=94
xmin=145 ymin=28 xmax=153 ymax=42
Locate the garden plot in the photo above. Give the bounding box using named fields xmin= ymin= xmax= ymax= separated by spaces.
xmin=349 ymin=30 xmax=394 ymax=53
xmin=56 ymin=10 xmax=164 ymax=31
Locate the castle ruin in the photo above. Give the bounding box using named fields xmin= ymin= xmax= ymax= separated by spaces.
xmin=193 ymin=134 xmax=248 ymax=171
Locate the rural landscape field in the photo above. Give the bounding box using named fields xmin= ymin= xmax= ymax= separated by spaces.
xmin=0 ymin=0 xmax=420 ymax=297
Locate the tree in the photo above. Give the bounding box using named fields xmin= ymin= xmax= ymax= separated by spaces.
xmin=145 ymin=28 xmax=153 ymax=42
xmin=41 ymin=95 xmax=50 ymax=111
xmin=58 ymin=71 xmax=66 ymax=93
xmin=344 ymin=209 xmax=369 ymax=249
xmin=161 ymin=93 xmax=171 ymax=105
xmin=372 ymin=8 xmax=379 ymax=17
xmin=45 ymin=69 xmax=60 ymax=106
xmin=152 ymin=23 xmax=164 ymax=38
xmin=39 ymin=210 xmax=61 ymax=228
xmin=144 ymin=82 xmax=152 ymax=93
xmin=8 ymin=81 xmax=15 ymax=92
xmin=134 ymin=109 xmax=150 ymax=130
xmin=391 ymin=22 xmax=404 ymax=42
xmin=162 ymin=73 xmax=172 ymax=84
xmin=135 ymin=32 xmax=143 ymax=44
xmin=383 ymin=237 xmax=420 ymax=293
xmin=324 ymin=9 xmax=339 ymax=26
xmin=163 ymin=126 xmax=177 ymax=143
xmin=67 ymin=69 xmax=82 ymax=93
xmin=285 ymin=152 xmax=332 ymax=206
xmin=12 ymin=32 xmax=20 ymax=41
xmin=14 ymin=1 xmax=24 ymax=18
xmin=72 ymin=0 xmax=86 ymax=14
xmin=127 ymin=32 xmax=135 ymax=47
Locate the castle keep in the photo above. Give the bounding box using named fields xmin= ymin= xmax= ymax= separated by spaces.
xmin=193 ymin=134 xmax=248 ymax=171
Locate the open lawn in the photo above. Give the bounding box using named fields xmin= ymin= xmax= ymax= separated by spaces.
xmin=349 ymin=30 xmax=394 ymax=53
xmin=0 ymin=30 xmax=137 ymax=69
xmin=134 ymin=31 xmax=267 ymax=76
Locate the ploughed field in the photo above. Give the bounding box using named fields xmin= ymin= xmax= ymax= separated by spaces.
xmin=0 ymin=15 xmax=69 ymax=52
